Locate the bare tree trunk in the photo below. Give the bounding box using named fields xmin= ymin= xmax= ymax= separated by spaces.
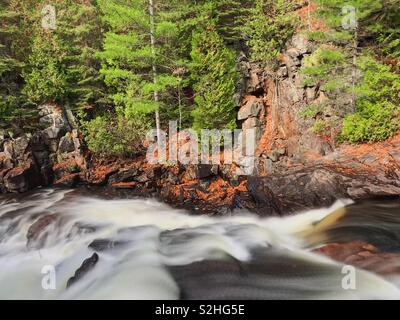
xmin=148 ymin=0 xmax=161 ymax=146
xmin=351 ymin=28 xmax=358 ymax=113
xmin=178 ymin=82 xmax=182 ymax=130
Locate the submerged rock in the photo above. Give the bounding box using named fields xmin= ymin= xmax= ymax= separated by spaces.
xmin=88 ymin=239 xmax=130 ymax=252
xmin=314 ymin=241 xmax=400 ymax=275
xmin=26 ymin=214 xmax=58 ymax=249
xmin=66 ymin=253 xmax=99 ymax=289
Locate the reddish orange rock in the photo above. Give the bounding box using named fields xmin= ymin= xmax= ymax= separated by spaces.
xmin=314 ymin=241 xmax=400 ymax=275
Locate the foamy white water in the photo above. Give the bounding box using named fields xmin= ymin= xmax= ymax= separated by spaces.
xmin=0 ymin=189 xmax=399 ymax=300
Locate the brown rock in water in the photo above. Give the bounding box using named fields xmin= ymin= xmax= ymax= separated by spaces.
xmin=27 ymin=214 xmax=58 ymax=249
xmin=66 ymin=253 xmax=99 ymax=289
xmin=88 ymin=239 xmax=130 ymax=252
xmin=314 ymin=241 xmax=400 ymax=275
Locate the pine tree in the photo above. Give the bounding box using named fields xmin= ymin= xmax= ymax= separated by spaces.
xmin=244 ymin=0 xmax=297 ymax=67
xmin=309 ymin=0 xmax=400 ymax=142
xmin=191 ymin=25 xmax=238 ymax=131
xmin=58 ymin=1 xmax=104 ymax=111
xmin=0 ymin=0 xmax=39 ymax=131
xmin=22 ymin=0 xmax=103 ymax=111
xmin=96 ymin=0 xmax=180 ymax=123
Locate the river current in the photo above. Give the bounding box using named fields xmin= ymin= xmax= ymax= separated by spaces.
xmin=0 ymin=188 xmax=399 ymax=300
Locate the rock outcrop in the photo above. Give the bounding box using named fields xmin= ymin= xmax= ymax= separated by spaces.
xmin=0 ymin=104 xmax=86 ymax=193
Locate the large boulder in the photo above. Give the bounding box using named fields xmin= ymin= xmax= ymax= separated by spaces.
xmin=3 ymin=162 xmax=42 ymax=193
xmin=247 ymin=166 xmax=400 ymax=215
xmin=58 ymin=135 xmax=75 ymax=154
xmin=108 ymin=168 xmax=139 ymax=185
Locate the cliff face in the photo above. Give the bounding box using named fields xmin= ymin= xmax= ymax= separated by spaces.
xmin=0 ymin=104 xmax=86 ymax=193
xmin=239 ymin=32 xmax=400 ymax=214
xmin=237 ymin=33 xmax=337 ymax=175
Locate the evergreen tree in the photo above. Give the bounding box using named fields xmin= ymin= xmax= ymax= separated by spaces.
xmin=191 ymin=25 xmax=238 ymax=131
xmin=22 ymin=0 xmax=103 ymax=110
xmin=96 ymin=0 xmax=180 ymax=123
xmin=306 ymin=0 xmax=400 ymax=142
xmin=0 ymin=0 xmax=37 ymax=130
xmin=244 ymin=0 xmax=297 ymax=67
xmin=368 ymin=0 xmax=400 ymax=59
xmin=59 ymin=1 xmax=104 ymax=110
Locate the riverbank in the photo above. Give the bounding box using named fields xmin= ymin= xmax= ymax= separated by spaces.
xmin=2 ymin=132 xmax=400 ymax=216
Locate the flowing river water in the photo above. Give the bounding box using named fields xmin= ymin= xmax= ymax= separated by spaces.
xmin=0 ymin=188 xmax=399 ymax=300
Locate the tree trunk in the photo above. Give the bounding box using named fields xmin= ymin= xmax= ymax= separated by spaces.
xmin=351 ymin=28 xmax=358 ymax=113
xmin=148 ymin=0 xmax=161 ymax=149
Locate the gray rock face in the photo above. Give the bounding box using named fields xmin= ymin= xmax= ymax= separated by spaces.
xmin=0 ymin=103 xmax=85 ymax=194
xmin=58 ymin=136 xmax=75 ymax=153
xmin=290 ymin=34 xmax=312 ymax=55
xmin=238 ymin=97 xmax=263 ymax=121
xmin=3 ymin=162 xmax=41 ymax=193
xmin=242 ymin=117 xmax=259 ymax=130
xmin=13 ymin=136 xmax=29 ymax=157
xmin=3 ymin=140 xmax=14 ymax=161
xmin=42 ymin=126 xmax=64 ymax=141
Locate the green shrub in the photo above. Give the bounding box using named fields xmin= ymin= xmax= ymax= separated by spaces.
xmin=299 ymin=104 xmax=321 ymax=118
xmin=341 ymin=102 xmax=400 ymax=143
xmin=301 ymin=47 xmax=347 ymax=91
xmin=83 ymin=113 xmax=151 ymax=157
xmin=340 ymin=56 xmax=400 ymax=143
xmin=312 ymin=119 xmax=328 ymax=134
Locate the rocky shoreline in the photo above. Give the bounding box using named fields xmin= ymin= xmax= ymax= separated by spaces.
xmin=1 ymin=131 xmax=400 ymax=216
